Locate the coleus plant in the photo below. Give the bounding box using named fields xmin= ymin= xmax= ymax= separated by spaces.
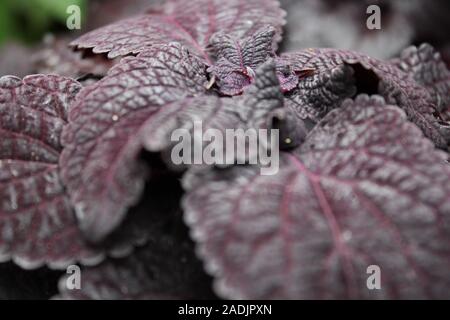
xmin=1 ymin=0 xmax=450 ymax=300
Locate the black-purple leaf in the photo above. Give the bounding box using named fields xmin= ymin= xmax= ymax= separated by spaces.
xmin=60 ymin=55 xmax=291 ymax=242
xmin=60 ymin=43 xmax=210 ymax=242
xmin=393 ymin=44 xmax=450 ymax=114
xmin=282 ymin=62 xmax=357 ymax=121
xmin=71 ymin=0 xmax=286 ymax=60
xmin=0 ymin=74 xmax=164 ymax=269
xmin=393 ymin=44 xmax=450 ymax=143
xmin=183 ymin=95 xmax=450 ymax=299
xmin=0 ymin=74 xmax=106 ymax=269
xmin=142 ymin=60 xmax=297 ymax=165
xmin=207 ymin=26 xmax=277 ymax=95
xmin=282 ymin=47 xmax=450 ymax=149
xmin=0 ymin=74 xmax=80 ymax=121
xmin=142 ymin=60 xmax=307 ymax=168
xmin=275 ymin=59 xmax=299 ymax=93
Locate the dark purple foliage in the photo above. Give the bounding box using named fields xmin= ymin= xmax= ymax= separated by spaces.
xmin=71 ymin=0 xmax=286 ymax=60
xmin=184 ymin=95 xmax=450 ymax=299
xmin=0 ymin=75 xmax=173 ymax=270
xmin=0 ymin=0 xmax=450 ymax=300
xmin=0 ymin=74 xmax=101 ymax=269
xmin=280 ymin=45 xmax=450 ymax=148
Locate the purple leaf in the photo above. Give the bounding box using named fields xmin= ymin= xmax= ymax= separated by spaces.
xmin=142 ymin=60 xmax=286 ymax=153
xmin=60 ymin=43 xmax=210 ymax=242
xmin=282 ymin=62 xmax=357 ymax=121
xmin=275 ymin=59 xmax=299 ymax=93
xmin=71 ymin=0 xmax=286 ymax=60
xmin=0 ymin=74 xmax=81 ymax=121
xmin=61 ymin=56 xmax=291 ymax=242
xmin=207 ymin=26 xmax=277 ymax=95
xmin=282 ymin=47 xmax=450 ymax=149
xmin=0 ymin=74 xmax=165 ymax=269
xmin=393 ymin=44 xmax=450 ymax=143
xmin=0 ymin=74 xmax=105 ymax=269
xmin=393 ymin=44 xmax=450 ymax=114
xmin=183 ymin=95 xmax=450 ymax=299
xmin=140 ymin=60 xmax=306 ymax=172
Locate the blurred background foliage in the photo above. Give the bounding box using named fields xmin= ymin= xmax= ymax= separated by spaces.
xmin=0 ymin=0 xmax=448 ymax=78
xmin=0 ymin=0 xmax=86 ymax=46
